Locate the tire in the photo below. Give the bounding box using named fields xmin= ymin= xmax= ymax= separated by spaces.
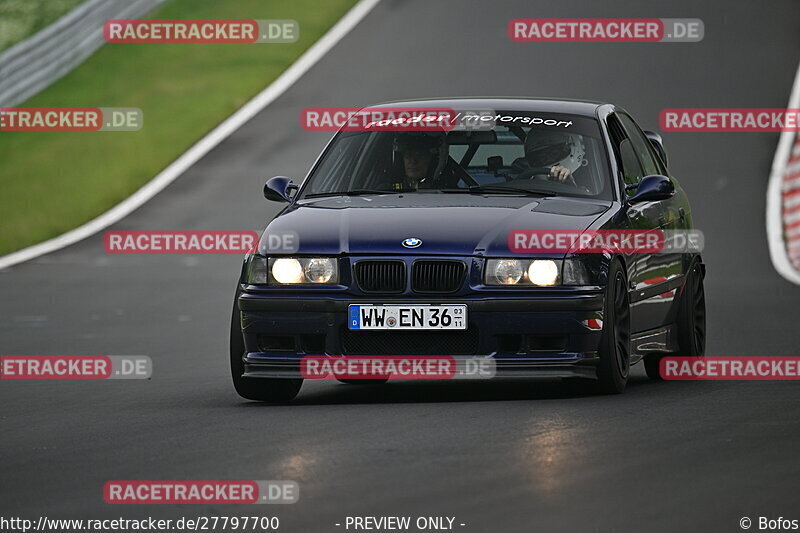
xmin=230 ymin=291 xmax=302 ymax=402
xmin=336 ymin=378 xmax=389 ymax=385
xmin=644 ymin=261 xmax=706 ymax=380
xmin=595 ymin=260 xmax=631 ymax=394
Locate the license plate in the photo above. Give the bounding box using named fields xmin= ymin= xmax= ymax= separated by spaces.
xmin=348 ymin=304 xmax=467 ymax=330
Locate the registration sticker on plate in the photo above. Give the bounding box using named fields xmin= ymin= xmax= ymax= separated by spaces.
xmin=348 ymin=304 xmax=467 ymax=330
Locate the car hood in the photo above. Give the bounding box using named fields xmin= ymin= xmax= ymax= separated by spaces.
xmin=261 ymin=194 xmax=612 ymax=257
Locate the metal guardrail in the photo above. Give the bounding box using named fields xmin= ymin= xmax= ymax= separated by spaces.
xmin=0 ymin=0 xmax=168 ymax=107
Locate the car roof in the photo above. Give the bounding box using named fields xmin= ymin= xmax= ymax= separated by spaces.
xmin=368 ymin=97 xmax=610 ymax=117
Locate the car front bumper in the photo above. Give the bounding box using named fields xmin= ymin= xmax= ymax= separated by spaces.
xmin=237 ymin=289 xmax=606 ymax=380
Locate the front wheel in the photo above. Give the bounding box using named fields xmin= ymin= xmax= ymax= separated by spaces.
xmin=644 ymin=261 xmax=706 ymax=380
xmin=595 ymin=260 xmax=631 ymax=394
xmin=230 ymin=291 xmax=303 ymax=402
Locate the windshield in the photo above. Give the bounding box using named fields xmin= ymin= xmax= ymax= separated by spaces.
xmin=299 ymin=111 xmax=612 ymax=200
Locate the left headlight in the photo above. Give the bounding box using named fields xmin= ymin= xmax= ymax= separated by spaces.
xmin=486 ymin=258 xmax=560 ymax=286
xmin=528 ymin=259 xmax=559 ymax=286
xmin=268 ymin=257 xmax=339 ymax=285
xmin=485 ymin=258 xmax=595 ymax=286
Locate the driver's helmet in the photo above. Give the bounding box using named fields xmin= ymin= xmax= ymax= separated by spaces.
xmin=392 ymin=131 xmax=448 ymax=182
xmin=524 ymin=129 xmax=585 ymax=174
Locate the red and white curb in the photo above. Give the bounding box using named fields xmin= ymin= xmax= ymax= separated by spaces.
xmin=767 ymin=60 xmax=800 ymax=284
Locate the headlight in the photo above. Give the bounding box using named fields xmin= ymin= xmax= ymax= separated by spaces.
xmin=272 ymin=258 xmax=304 ymax=284
xmin=267 ymin=257 xmax=339 ymax=285
xmin=528 ymin=260 xmax=559 ymax=286
xmin=489 ymin=259 xmax=525 ymax=285
xmin=305 ymin=258 xmax=335 ymax=283
xmin=485 ymin=258 xmax=562 ymax=286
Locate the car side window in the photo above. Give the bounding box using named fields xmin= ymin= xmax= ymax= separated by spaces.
xmin=618 ymin=113 xmax=661 ymax=177
xmin=606 ymin=114 xmax=644 ymax=189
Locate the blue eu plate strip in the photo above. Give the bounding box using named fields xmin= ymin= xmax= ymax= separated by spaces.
xmin=349 ymin=305 xmax=360 ymax=329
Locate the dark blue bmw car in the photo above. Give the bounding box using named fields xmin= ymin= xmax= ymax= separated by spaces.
xmin=230 ymin=98 xmax=706 ymax=401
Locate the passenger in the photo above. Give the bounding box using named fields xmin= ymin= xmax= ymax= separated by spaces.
xmin=391 ymin=132 xmax=448 ymax=190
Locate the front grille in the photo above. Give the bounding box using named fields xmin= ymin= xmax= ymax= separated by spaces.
xmin=354 ymin=260 xmax=406 ymax=293
xmin=412 ymin=260 xmax=466 ymax=293
xmin=341 ymin=327 xmax=479 ymax=355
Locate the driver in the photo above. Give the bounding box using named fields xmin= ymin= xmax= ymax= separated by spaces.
xmin=390 ymin=132 xmax=448 ymax=190
xmin=512 ymin=129 xmax=586 ymax=186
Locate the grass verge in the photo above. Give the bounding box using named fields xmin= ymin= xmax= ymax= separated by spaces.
xmin=0 ymin=0 xmax=357 ymax=255
xmin=0 ymin=0 xmax=86 ymax=52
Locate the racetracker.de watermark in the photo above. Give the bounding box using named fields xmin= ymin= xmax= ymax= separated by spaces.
xmin=103 ymin=481 xmax=298 ymax=504
xmin=300 ymin=108 xmax=506 ymax=132
xmin=300 ymin=356 xmax=496 ymax=380
xmin=508 ymin=18 xmax=703 ymax=42
xmin=0 ymin=356 xmax=151 ymax=379
xmin=0 ymin=108 xmax=142 ymax=131
xmin=661 ymin=357 xmax=800 ymax=380
xmin=104 ymin=19 xmax=298 ymax=43
xmin=0 ymin=516 xmax=280 ymax=532
xmin=509 ymin=229 xmax=704 ymax=254
xmin=660 ymin=109 xmax=800 ymax=132
xmin=302 ymin=107 xmax=455 ymax=131
xmin=103 ymin=231 xmax=259 ymax=254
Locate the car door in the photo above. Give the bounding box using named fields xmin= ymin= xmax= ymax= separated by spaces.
xmin=616 ymin=112 xmax=683 ymax=331
xmin=605 ymin=113 xmax=670 ymax=333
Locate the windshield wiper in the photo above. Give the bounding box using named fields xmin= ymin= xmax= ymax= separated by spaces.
xmin=305 ymin=186 xmax=554 ymax=198
xmin=305 ymin=189 xmax=402 ymax=198
xmin=440 ymin=186 xmax=554 ymax=196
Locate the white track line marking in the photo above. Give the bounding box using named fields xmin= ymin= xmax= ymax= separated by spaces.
xmin=0 ymin=0 xmax=381 ymax=271
xmin=766 ymin=60 xmax=800 ymax=285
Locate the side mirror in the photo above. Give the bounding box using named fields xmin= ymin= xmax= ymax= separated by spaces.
xmin=263 ymin=176 xmax=297 ymax=203
xmin=626 ymin=174 xmax=675 ymax=204
xmin=643 ymin=130 xmax=668 ymax=168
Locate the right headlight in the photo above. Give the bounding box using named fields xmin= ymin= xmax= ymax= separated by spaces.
xmin=271 ymin=258 xmax=304 ymax=284
xmin=268 ymin=257 xmax=339 ymax=285
xmin=245 ymin=256 xmax=340 ymax=285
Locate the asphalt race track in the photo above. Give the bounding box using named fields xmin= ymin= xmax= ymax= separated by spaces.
xmin=2 ymin=1 xmax=800 ymax=531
